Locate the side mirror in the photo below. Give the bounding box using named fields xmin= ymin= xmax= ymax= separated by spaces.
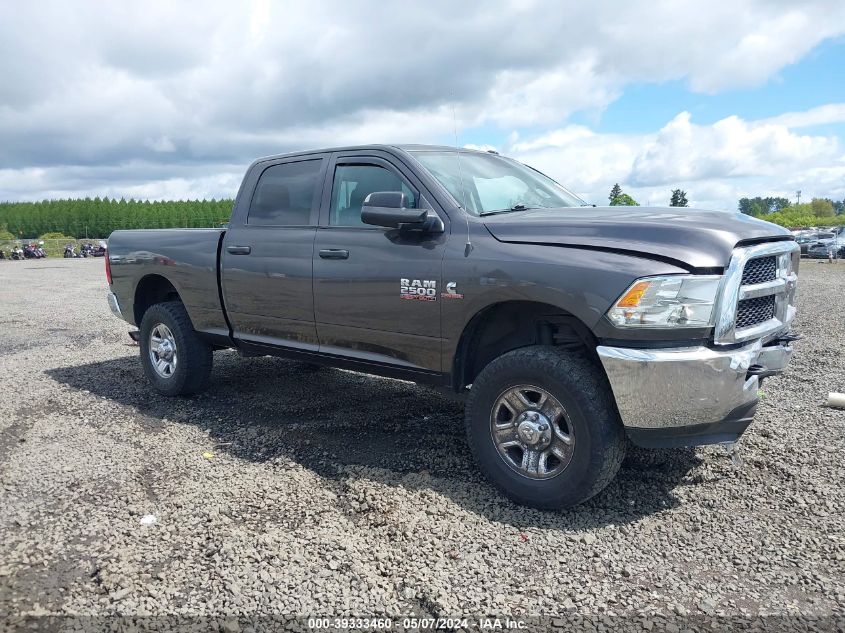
xmin=361 ymin=192 xmax=442 ymax=232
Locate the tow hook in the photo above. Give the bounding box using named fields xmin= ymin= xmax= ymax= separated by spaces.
xmin=746 ymin=364 xmax=783 ymax=381
xmin=721 ymin=441 xmax=744 ymax=468
xmin=746 ymin=334 xmax=801 ymax=382
xmin=772 ymin=333 xmax=802 ymax=345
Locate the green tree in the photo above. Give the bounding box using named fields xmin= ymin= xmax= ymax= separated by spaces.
xmin=738 ymin=196 xmax=790 ymax=216
xmin=610 ymin=192 xmax=639 ymax=206
xmin=0 ymin=198 xmax=234 ymax=238
xmin=756 ymin=199 xmax=845 ymax=229
xmin=768 ymin=197 xmax=791 ymax=212
xmin=811 ymin=197 xmax=835 ymax=217
xmin=669 ymin=189 xmax=688 ymax=207
xmin=608 ymin=183 xmax=638 ymax=206
xmin=750 ymin=199 xmax=770 ymax=216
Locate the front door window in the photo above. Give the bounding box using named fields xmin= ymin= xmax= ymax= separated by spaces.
xmin=330 ymin=164 xmax=416 ymax=227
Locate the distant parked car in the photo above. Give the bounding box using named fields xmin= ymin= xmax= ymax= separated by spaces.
xmin=807 ymin=236 xmax=845 ymax=259
xmin=795 ymin=232 xmax=816 ymax=255
xmin=798 ymin=232 xmax=835 ymax=256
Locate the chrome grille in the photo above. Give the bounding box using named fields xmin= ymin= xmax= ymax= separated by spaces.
xmin=714 ymin=241 xmax=799 ymax=345
xmin=741 ymin=256 xmax=777 ymax=285
xmin=735 ymin=295 xmax=776 ymax=328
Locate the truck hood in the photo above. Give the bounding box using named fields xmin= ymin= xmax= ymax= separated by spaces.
xmin=481 ymin=206 xmax=792 ymax=269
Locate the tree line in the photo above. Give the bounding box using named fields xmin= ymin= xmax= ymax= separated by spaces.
xmin=0 ymin=198 xmax=234 ymax=239
xmin=606 ymin=184 xmax=845 ymax=228
xmin=737 ymin=196 xmax=844 ymax=228
xmin=3 ymin=188 xmax=844 ymax=239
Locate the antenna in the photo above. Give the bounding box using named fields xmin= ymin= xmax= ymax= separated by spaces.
xmin=452 ymin=101 xmax=473 ymax=256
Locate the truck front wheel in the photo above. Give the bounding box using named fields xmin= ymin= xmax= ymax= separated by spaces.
xmin=464 ymin=346 xmax=625 ymax=509
xmin=139 ymin=301 xmax=213 ymax=396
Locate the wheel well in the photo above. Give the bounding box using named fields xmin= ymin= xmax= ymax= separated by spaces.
xmin=452 ymin=301 xmax=597 ymax=390
xmin=133 ymin=275 xmax=181 ymax=325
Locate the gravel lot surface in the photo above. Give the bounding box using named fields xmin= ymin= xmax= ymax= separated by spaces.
xmin=0 ymin=258 xmax=843 ymax=630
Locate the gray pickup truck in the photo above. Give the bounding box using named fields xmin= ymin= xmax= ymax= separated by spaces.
xmin=106 ymin=145 xmax=800 ymax=509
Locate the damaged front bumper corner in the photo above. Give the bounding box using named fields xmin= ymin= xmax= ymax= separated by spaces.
xmin=597 ymin=339 xmax=793 ymax=448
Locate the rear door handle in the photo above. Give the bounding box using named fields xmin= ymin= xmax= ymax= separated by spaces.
xmin=226 ymin=245 xmax=251 ymax=255
xmin=319 ymin=249 xmax=349 ymax=260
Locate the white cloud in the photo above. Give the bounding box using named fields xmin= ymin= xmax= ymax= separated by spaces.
xmin=509 ymin=109 xmax=845 ymax=211
xmin=630 ymin=112 xmax=840 ymax=184
xmin=481 ymin=58 xmax=621 ymax=126
xmin=512 ymin=126 xmax=640 ymax=191
xmin=143 ymin=136 xmax=177 ymax=153
xmin=0 ymin=163 xmax=244 ymax=202
xmin=0 ymin=1 xmax=844 ymax=202
xmin=763 ymin=103 xmax=845 ymax=128
xmin=681 ymin=8 xmax=845 ymax=92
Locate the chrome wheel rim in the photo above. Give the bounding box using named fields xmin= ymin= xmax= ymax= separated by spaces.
xmin=490 ymin=385 xmax=574 ymax=480
xmin=149 ymin=324 xmax=177 ymax=378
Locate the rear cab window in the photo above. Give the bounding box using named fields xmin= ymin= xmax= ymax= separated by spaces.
xmin=248 ymin=159 xmax=323 ymax=226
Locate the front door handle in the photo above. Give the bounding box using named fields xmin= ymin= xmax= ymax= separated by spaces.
xmin=226 ymin=245 xmax=251 ymax=255
xmin=319 ymin=249 xmax=349 ymax=260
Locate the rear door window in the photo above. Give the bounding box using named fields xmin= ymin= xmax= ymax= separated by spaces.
xmin=248 ymin=159 xmax=323 ymax=226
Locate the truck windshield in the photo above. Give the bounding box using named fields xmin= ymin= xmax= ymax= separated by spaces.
xmin=410 ymin=150 xmax=586 ymax=216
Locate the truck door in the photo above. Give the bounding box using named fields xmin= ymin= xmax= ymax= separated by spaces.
xmin=221 ymin=154 xmax=328 ymax=349
xmin=313 ymin=153 xmax=450 ymax=372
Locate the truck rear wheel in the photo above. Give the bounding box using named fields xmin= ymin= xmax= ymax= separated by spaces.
xmin=139 ymin=301 xmax=213 ymax=396
xmin=464 ymin=345 xmax=625 ymax=509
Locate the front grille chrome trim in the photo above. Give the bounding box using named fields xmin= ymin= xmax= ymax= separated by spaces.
xmin=714 ymin=241 xmax=799 ymax=345
xmin=738 ymin=277 xmax=786 ymax=300
xmin=728 ymin=317 xmax=781 ymax=342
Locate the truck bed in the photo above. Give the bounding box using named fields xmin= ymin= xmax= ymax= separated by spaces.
xmin=107 ymin=228 xmax=229 ymax=337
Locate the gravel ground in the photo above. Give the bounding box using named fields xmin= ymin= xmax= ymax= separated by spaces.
xmin=0 ymin=258 xmax=843 ymax=630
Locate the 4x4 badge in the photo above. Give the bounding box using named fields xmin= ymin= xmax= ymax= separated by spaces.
xmin=441 ymin=282 xmax=464 ymax=299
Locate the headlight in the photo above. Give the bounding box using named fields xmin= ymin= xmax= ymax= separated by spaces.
xmin=606 ymin=275 xmax=722 ymax=328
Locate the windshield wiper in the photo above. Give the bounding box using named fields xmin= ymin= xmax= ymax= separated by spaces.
xmin=479 ymin=203 xmax=538 ymax=217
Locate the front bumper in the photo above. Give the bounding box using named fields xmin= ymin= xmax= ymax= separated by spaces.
xmin=597 ymin=339 xmax=793 ymax=448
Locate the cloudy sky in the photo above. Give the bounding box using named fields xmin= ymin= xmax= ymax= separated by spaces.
xmin=1 ymin=0 xmax=844 ymax=211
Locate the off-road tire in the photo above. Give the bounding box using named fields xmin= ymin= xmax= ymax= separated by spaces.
xmin=139 ymin=301 xmax=213 ymax=396
xmin=465 ymin=345 xmax=625 ymax=509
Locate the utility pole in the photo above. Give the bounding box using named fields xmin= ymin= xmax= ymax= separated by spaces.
xmin=796 ymin=190 xmax=802 ymax=205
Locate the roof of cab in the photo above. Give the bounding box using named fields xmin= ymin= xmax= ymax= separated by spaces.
xmin=250 ymin=143 xmax=492 ymax=165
